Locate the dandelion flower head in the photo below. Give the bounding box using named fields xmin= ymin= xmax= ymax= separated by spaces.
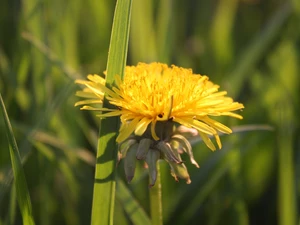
xmin=75 ymin=62 xmax=244 ymax=185
xmin=76 ymin=62 xmax=243 ymax=150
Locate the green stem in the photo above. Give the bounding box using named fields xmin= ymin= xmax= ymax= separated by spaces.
xmin=150 ymin=162 xmax=163 ymax=225
xmin=277 ymin=100 xmax=296 ymax=225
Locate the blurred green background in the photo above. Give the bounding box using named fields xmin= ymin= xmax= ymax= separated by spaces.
xmin=0 ymin=0 xmax=299 ymax=224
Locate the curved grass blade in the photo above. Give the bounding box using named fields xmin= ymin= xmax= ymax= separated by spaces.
xmin=91 ymin=0 xmax=132 ymax=225
xmin=0 ymin=93 xmax=35 ymax=225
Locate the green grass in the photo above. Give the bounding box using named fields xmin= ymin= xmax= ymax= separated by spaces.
xmin=0 ymin=0 xmax=299 ymax=225
xmin=90 ymin=0 xmax=132 ymax=224
xmin=0 ymin=94 xmax=35 ymax=225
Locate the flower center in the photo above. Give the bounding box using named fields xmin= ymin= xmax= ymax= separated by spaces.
xmin=156 ymin=96 xmax=174 ymax=121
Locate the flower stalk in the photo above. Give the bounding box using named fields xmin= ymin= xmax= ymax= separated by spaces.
xmin=149 ymin=162 xmax=163 ymax=225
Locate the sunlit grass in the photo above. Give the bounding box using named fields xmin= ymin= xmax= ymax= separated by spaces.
xmin=90 ymin=0 xmax=132 ymax=224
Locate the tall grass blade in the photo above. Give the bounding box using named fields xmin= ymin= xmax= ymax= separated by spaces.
xmin=91 ymin=0 xmax=132 ymax=225
xmin=278 ymin=126 xmax=296 ymax=225
xmin=275 ymin=86 xmax=297 ymax=225
xmin=0 ymin=93 xmax=35 ymax=225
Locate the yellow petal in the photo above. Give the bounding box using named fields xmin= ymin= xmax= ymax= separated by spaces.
xmin=151 ymin=120 xmax=159 ymax=140
xmin=87 ymin=74 xmax=105 ymax=84
xmin=192 ymin=120 xmax=217 ymax=135
xmin=80 ymin=106 xmax=115 ymax=111
xmin=199 ymin=132 xmax=216 ymax=151
xmin=74 ymin=99 xmax=103 ymax=107
xmin=75 ymin=91 xmax=100 ymax=99
xmin=214 ymin=134 xmax=222 ymax=149
xmin=200 ymin=116 xmax=232 ymax=134
xmin=220 ymin=112 xmax=243 ymax=119
xmin=96 ymin=111 xmax=123 ymax=117
xmin=134 ymin=117 xmax=152 ymax=136
xmin=116 ymin=117 xmax=141 ymax=143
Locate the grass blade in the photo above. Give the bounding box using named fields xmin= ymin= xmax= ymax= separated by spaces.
xmin=0 ymin=93 xmax=35 ymax=225
xmin=116 ymin=178 xmax=151 ymax=225
xmin=91 ymin=0 xmax=132 ymax=225
xmin=276 ymin=100 xmax=296 ymax=225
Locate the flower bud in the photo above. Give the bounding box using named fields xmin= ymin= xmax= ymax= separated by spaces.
xmin=124 ymin=143 xmax=138 ymax=183
xmin=136 ymin=138 xmax=153 ymax=160
xmin=169 ymin=161 xmax=191 ymax=184
xmin=119 ymin=138 xmax=137 ymax=158
xmin=157 ymin=141 xmax=181 ymax=164
xmin=145 ymin=149 xmax=161 ymax=187
xmin=171 ymin=134 xmax=199 ymax=168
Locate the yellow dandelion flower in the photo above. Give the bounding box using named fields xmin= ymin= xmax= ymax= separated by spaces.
xmin=75 ymin=62 xmax=243 ymax=150
xmin=75 ymin=62 xmax=244 ymax=185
